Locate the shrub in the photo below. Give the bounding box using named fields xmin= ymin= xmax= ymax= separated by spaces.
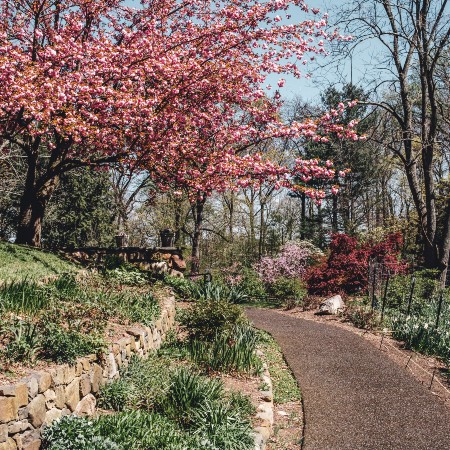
xmin=163 ymin=275 xmax=199 ymax=300
xmin=254 ymin=241 xmax=320 ymax=284
xmin=235 ymin=267 xmax=267 ymax=299
xmin=307 ymin=232 xmax=407 ymax=296
xmin=267 ymin=277 xmax=306 ymax=305
xmin=219 ymin=265 xmax=267 ymax=300
xmin=180 ymin=299 xmax=247 ymax=341
xmin=385 ymin=269 xmax=440 ymax=311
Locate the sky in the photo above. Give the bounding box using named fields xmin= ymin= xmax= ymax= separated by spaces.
xmin=266 ymin=0 xmax=367 ymax=102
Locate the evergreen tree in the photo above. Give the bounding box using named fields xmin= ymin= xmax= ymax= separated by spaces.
xmin=42 ymin=168 xmax=116 ymax=248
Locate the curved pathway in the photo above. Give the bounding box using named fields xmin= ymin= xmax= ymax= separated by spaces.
xmin=247 ymin=308 xmax=450 ymax=450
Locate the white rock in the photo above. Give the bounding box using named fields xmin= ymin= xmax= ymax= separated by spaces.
xmin=319 ymin=295 xmax=345 ymax=315
xmin=74 ymin=394 xmax=96 ymax=416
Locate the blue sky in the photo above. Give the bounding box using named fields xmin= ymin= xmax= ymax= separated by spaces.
xmin=266 ymin=0 xmax=364 ymax=102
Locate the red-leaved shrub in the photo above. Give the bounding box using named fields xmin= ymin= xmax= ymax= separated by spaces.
xmin=307 ymin=232 xmax=407 ymax=296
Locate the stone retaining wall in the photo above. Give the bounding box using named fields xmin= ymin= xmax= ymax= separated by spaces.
xmin=0 ymin=296 xmax=176 ymax=450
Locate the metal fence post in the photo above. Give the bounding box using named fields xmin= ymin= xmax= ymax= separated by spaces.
xmin=381 ymin=272 xmax=390 ymax=323
xmin=372 ymin=263 xmax=378 ymax=310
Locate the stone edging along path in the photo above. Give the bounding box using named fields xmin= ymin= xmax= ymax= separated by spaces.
xmin=0 ymin=296 xmax=176 ymax=450
xmin=253 ymin=350 xmax=275 ymax=450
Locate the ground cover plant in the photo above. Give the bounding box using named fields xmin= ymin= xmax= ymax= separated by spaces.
xmin=257 ymin=331 xmax=301 ymax=404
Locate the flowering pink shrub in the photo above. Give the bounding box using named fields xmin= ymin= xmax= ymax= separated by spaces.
xmin=254 ymin=241 xmax=320 ymax=284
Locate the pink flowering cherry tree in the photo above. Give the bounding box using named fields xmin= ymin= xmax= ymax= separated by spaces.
xmin=0 ymin=0 xmax=359 ymax=247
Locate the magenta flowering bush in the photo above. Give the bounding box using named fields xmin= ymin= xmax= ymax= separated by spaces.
xmin=254 ymin=241 xmax=322 ymax=284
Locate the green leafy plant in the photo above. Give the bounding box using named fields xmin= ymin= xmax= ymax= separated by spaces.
xmin=344 ymin=305 xmax=380 ymax=330
xmin=180 ymin=298 xmax=246 ymax=341
xmin=233 ymin=267 xmax=267 ymax=300
xmin=40 ymin=323 xmax=105 ymax=363
xmin=42 ymin=415 xmax=120 ymax=450
xmin=99 ymin=355 xmax=175 ymax=412
xmin=98 ymin=379 xmax=133 ymax=412
xmin=103 ymin=258 xmax=150 ymax=286
xmin=95 ymin=410 xmax=186 ymax=450
xmin=0 ymin=279 xmax=51 ymax=314
xmin=163 ymin=275 xmax=199 ymax=300
xmin=257 ymin=331 xmax=301 ymax=404
xmin=267 ymin=277 xmax=306 ymax=308
xmin=2 ymin=319 xmax=41 ymax=363
xmin=227 ymin=391 xmax=256 ymax=418
xmin=189 ymin=325 xmax=261 ymax=374
xmin=190 ymin=402 xmax=254 ymax=450
xmin=117 ymin=293 xmax=160 ymax=326
xmin=162 ymin=368 xmax=224 ymax=427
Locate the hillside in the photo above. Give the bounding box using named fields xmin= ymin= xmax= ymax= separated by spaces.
xmin=0 ymin=241 xmax=79 ymax=282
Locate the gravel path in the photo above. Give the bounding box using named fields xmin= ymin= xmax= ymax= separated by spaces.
xmin=247 ymin=308 xmax=450 ymax=450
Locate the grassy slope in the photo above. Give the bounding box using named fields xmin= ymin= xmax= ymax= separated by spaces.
xmin=0 ymin=241 xmax=78 ymax=282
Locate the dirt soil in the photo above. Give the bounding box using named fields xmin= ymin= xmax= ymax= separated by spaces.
xmin=268 ymin=400 xmax=303 ymax=450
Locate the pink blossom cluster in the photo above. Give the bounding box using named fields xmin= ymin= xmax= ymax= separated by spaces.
xmin=254 ymin=241 xmax=320 ymax=284
xmin=0 ymin=0 xmax=359 ymax=201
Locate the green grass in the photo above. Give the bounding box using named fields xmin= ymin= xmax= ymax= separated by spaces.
xmin=258 ymin=331 xmax=301 ymax=404
xmin=0 ymin=242 xmax=78 ymax=282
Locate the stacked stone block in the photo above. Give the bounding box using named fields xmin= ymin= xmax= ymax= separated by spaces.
xmin=0 ymin=296 xmax=176 ymax=450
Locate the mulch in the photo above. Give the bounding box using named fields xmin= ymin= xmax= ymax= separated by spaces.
xmin=247 ymin=308 xmax=450 ymax=450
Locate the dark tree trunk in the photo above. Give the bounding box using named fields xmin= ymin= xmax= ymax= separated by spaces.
xmin=300 ymin=192 xmax=306 ymax=240
xmin=258 ymin=199 xmax=265 ymax=259
xmin=190 ymin=194 xmax=206 ymax=275
xmin=16 ymin=178 xmax=59 ymax=247
xmin=331 ymin=194 xmax=338 ymax=233
xmin=174 ymin=198 xmax=182 ymax=246
xmin=15 ymin=149 xmax=59 ymax=247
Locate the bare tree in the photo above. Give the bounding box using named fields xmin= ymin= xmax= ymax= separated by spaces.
xmin=334 ymin=0 xmax=450 ymax=283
